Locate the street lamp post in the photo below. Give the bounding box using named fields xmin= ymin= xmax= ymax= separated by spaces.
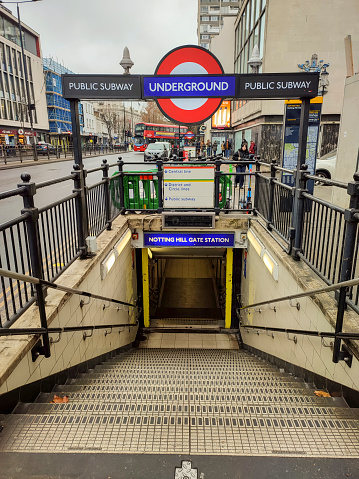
xmin=0 ymin=0 xmax=41 ymax=160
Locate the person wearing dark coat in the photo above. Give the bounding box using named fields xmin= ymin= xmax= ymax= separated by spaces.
xmin=235 ymin=143 xmax=249 ymax=188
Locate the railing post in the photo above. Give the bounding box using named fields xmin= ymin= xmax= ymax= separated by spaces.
xmin=72 ymin=163 xmax=89 ymax=258
xmin=253 ymin=160 xmax=261 ymax=214
xmin=333 ymin=172 xmax=359 ymax=363
xmin=17 ymin=173 xmax=51 ymax=358
xmin=292 ymin=164 xmax=309 ymax=260
xmin=267 ymin=159 xmax=277 ymax=230
xmin=156 ymin=158 xmax=164 ymax=212
xmin=214 ymin=159 xmax=221 ymax=214
xmin=117 ymin=157 xmax=125 ymax=213
xmin=101 ymin=159 xmax=112 ymax=230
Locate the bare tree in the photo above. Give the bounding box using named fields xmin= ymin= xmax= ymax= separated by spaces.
xmin=98 ymin=105 xmax=119 ymax=145
xmin=141 ymin=101 xmax=170 ymax=124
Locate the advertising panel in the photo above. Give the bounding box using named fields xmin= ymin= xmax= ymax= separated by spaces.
xmin=212 ymin=100 xmax=231 ymax=129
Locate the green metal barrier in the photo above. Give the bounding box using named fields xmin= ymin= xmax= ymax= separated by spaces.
xmin=219 ymin=174 xmax=232 ymax=209
xmin=110 ymin=170 xmax=159 ymax=210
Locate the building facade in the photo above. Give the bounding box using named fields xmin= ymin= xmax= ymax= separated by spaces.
xmin=0 ymin=5 xmax=48 ymax=148
xmin=231 ymin=0 xmax=359 ymax=160
xmin=43 ymin=58 xmax=84 ymax=147
xmin=197 ymin=0 xmax=240 ymax=50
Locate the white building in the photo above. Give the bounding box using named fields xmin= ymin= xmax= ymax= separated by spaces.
xmin=0 ymin=5 xmax=48 ymax=147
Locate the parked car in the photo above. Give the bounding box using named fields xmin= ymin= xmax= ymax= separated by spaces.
xmin=36 ymin=142 xmax=56 ymax=155
xmin=144 ymin=142 xmax=170 ymax=161
xmin=315 ymin=149 xmax=336 ymax=185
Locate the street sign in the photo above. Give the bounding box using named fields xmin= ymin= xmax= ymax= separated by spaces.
xmin=153 ymin=45 xmax=225 ymax=125
xmin=163 ymin=165 xmax=214 ymax=208
xmin=62 ymin=74 xmax=142 ymax=99
xmin=237 ymin=73 xmax=319 ymax=99
xmin=143 ymin=231 xmax=235 ymax=247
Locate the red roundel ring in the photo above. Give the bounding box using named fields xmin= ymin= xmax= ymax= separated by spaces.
xmin=154 ymin=45 xmax=224 ymax=125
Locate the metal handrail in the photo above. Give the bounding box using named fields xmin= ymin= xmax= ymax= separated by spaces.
xmin=0 ymin=267 xmax=137 ymax=309
xmin=239 ymin=277 xmax=359 ymax=311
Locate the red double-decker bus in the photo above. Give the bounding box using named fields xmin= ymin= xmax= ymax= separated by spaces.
xmin=133 ymin=122 xmax=188 ymax=152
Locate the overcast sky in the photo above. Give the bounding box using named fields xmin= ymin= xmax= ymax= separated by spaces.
xmin=17 ymin=0 xmax=198 ymax=74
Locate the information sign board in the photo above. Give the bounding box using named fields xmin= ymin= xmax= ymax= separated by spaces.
xmin=163 ymin=165 xmax=214 ymax=208
xmin=144 ymin=232 xmax=235 ymax=247
xmin=281 ymin=97 xmax=322 ymax=193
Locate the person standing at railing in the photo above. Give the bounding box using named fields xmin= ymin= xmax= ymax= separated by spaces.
xmin=213 ymin=140 xmax=218 ymax=156
xmin=234 ymin=143 xmax=249 ymax=188
xmin=206 ymin=139 xmax=212 ymax=157
xmin=221 ymin=141 xmax=225 ymax=157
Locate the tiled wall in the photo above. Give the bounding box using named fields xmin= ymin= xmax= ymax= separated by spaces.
xmin=241 ymin=223 xmax=359 ymax=392
xmin=0 ymin=219 xmax=138 ymax=396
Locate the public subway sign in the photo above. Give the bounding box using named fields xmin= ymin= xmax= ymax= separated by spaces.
xmin=61 ymin=45 xmax=319 ymax=124
xmin=237 ymin=73 xmax=319 ymax=99
xmin=143 ymin=232 xmax=235 ymax=248
xmin=62 ymin=74 xmax=142 ymax=99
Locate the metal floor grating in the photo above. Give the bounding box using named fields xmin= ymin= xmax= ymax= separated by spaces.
xmin=1 ymin=348 xmax=358 ymax=457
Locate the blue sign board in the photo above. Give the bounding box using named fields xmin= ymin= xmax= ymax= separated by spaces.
xmin=143 ymin=75 xmax=236 ymax=99
xmin=144 ymin=232 xmax=235 ymax=247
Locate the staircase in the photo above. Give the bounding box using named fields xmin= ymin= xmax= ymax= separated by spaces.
xmin=1 ymin=342 xmax=359 ymax=478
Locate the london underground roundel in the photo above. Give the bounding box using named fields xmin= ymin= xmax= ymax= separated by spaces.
xmin=154 ymin=45 xmax=224 ymax=125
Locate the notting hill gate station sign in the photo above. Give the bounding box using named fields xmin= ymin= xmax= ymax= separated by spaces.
xmin=62 ymin=44 xmax=319 ymax=206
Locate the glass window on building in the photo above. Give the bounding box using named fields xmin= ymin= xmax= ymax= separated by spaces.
xmin=1 ymin=98 xmax=7 ymax=119
xmin=255 ymin=0 xmax=261 ymax=22
xmin=200 ymin=6 xmax=208 ymax=12
xmin=26 ymin=56 xmax=32 ymax=81
xmin=0 ymin=42 xmax=5 ymax=70
xmin=17 ymin=51 xmax=22 ymax=77
xmin=9 ymin=75 xmax=15 ymax=101
xmin=201 ymin=16 xmax=209 ymax=21
xmin=15 ymin=77 xmax=20 ymax=101
xmin=0 ymin=76 xmax=3 ymax=99
xmin=7 ymin=100 xmax=13 ymax=120
xmin=5 ymin=45 xmax=12 ymax=73
xmin=211 ymin=16 xmax=219 ymax=21
xmin=11 ymin=48 xmax=18 ymax=75
xmin=201 ymin=43 xmax=209 ymax=49
xmin=3 ymin=73 xmax=10 ymax=99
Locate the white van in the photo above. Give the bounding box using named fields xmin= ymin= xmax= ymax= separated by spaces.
xmin=144 ymin=142 xmax=172 ymax=161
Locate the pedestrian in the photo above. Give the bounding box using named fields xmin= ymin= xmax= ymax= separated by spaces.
xmin=221 ymin=141 xmax=225 ymax=157
xmin=212 ymin=140 xmax=217 ymax=155
xmin=241 ymin=138 xmax=248 ymax=148
xmin=249 ymin=140 xmax=257 ymax=158
xmin=196 ymin=140 xmax=201 ymax=156
xmin=235 ymin=143 xmax=250 ymax=188
xmin=225 ymin=138 xmax=232 ymax=158
xmin=200 ymin=140 xmax=205 ymax=156
xmin=206 ymin=139 xmax=212 ymax=157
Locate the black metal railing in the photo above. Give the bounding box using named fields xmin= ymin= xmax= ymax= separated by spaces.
xmin=0 ymin=144 xmax=129 ymax=165
xmin=0 ymin=159 xmax=124 ymax=328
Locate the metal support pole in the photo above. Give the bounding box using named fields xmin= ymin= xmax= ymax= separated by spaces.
xmin=214 ymin=159 xmax=221 ymax=214
xmin=292 ymin=164 xmax=309 ymax=260
xmin=70 ymin=99 xmax=89 ymax=257
xmin=333 ymin=172 xmax=359 ymax=363
xmin=17 ymin=173 xmax=50 ymax=357
xmin=17 ymin=4 xmax=38 ymax=161
xmin=156 ymin=159 xmax=164 ymax=212
xmin=117 ymin=157 xmax=125 ymax=212
xmin=253 ymin=160 xmax=261 ymax=214
xmin=292 ymin=97 xmax=310 ymax=260
xmin=72 ymin=164 xmax=89 ymax=258
xmin=101 ymin=159 xmax=112 ymax=230
xmin=267 ymin=159 xmax=277 ymax=230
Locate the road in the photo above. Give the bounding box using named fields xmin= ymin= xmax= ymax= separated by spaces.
xmin=0 ymin=150 xmax=147 ymax=224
